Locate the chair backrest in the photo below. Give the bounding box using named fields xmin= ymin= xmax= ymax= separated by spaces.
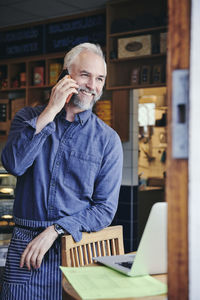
xmin=62 ymin=225 xmax=124 ymax=267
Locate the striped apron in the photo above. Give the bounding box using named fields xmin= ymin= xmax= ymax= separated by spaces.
xmin=1 ymin=219 xmax=62 ymax=300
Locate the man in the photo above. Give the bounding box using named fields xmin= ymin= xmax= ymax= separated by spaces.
xmin=1 ymin=43 xmax=123 ymax=299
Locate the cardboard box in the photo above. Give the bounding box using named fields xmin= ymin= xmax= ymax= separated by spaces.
xmin=118 ymin=35 xmax=151 ymax=59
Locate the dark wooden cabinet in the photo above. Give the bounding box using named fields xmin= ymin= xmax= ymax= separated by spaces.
xmin=106 ymin=0 xmax=167 ymax=90
xmin=111 ymin=89 xmax=130 ymax=141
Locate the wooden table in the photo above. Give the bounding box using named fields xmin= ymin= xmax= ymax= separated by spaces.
xmin=62 ymin=271 xmax=167 ymax=300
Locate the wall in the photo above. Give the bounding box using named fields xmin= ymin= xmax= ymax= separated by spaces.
xmin=121 ymin=89 xmax=138 ymax=186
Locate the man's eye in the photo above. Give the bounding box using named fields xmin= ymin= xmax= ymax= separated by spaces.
xmin=97 ymin=77 xmax=104 ymax=82
xmin=81 ymin=73 xmax=89 ymax=77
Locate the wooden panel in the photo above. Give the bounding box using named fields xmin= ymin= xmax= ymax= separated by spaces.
xmin=112 ymin=89 xmax=129 ymax=142
xmin=167 ymin=0 xmax=190 ymax=299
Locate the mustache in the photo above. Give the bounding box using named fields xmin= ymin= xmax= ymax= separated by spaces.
xmin=77 ymin=86 xmax=97 ymax=97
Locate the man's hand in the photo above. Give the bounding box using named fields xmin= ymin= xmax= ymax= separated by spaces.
xmin=35 ymin=76 xmax=79 ymax=134
xmin=20 ymin=225 xmax=58 ymax=270
xmin=47 ymin=75 xmax=79 ymax=115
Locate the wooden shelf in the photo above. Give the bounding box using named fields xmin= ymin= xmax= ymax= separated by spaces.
xmin=0 ymin=89 xmax=10 ymax=92
xmin=28 ymin=85 xmax=52 ymax=89
xmin=107 ymin=83 xmax=166 ymax=90
xmin=7 ymin=87 xmax=26 ymax=91
xmin=109 ymin=26 xmax=167 ymax=38
xmin=110 ymin=53 xmax=166 ymax=63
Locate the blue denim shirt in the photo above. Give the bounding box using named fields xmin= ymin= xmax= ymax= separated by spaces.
xmin=1 ymin=105 xmax=123 ymax=242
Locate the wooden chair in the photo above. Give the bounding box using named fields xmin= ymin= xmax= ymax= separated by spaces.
xmin=61 ymin=225 xmax=124 ymax=267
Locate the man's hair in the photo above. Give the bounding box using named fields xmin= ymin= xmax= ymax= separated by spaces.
xmin=63 ymin=42 xmax=107 ymax=75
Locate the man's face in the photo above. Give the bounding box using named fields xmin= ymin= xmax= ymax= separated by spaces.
xmin=69 ymin=50 xmax=106 ymax=110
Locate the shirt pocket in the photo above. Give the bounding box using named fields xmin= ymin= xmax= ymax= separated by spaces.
xmin=64 ymin=150 xmax=100 ymax=195
xmin=3 ymin=238 xmax=32 ymax=285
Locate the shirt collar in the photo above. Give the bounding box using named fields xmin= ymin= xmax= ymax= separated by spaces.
xmin=58 ymin=108 xmax=92 ymax=125
xmin=75 ymin=109 xmax=92 ymax=126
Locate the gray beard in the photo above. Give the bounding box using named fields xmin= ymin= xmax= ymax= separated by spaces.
xmin=69 ymin=89 xmax=103 ymax=111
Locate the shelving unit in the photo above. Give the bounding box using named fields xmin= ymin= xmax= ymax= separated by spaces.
xmin=0 ymin=52 xmax=64 ymax=102
xmin=104 ymin=0 xmax=167 ymax=142
xmin=0 ymin=52 xmax=64 ymax=139
xmin=106 ymin=0 xmax=167 ymax=90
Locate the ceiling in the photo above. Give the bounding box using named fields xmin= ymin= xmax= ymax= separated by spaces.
xmin=0 ymin=0 xmax=109 ymax=29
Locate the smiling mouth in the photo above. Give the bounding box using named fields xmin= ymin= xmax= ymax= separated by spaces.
xmin=78 ymin=88 xmax=96 ymax=97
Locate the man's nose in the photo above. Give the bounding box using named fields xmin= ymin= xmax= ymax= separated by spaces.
xmin=86 ymin=77 xmax=96 ymax=90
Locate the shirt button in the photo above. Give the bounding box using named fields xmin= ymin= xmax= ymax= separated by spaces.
xmin=56 ymin=161 xmax=59 ymax=166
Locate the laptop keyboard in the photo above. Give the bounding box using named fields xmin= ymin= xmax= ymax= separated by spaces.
xmin=115 ymin=261 xmax=133 ymax=269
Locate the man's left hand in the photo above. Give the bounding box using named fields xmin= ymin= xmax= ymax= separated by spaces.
xmin=20 ymin=225 xmax=58 ymax=270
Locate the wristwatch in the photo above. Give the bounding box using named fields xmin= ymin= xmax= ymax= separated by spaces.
xmin=54 ymin=224 xmax=65 ymax=236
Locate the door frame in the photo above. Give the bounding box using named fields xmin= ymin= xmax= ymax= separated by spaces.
xmin=167 ymin=0 xmax=190 ymax=299
xmin=188 ymin=0 xmax=200 ymax=298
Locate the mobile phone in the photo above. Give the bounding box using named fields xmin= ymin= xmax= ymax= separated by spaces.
xmin=57 ymin=69 xmax=73 ymax=103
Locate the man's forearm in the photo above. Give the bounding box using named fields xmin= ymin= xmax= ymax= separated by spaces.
xmin=20 ymin=225 xmax=58 ymax=270
xmin=35 ymin=106 xmax=56 ymax=134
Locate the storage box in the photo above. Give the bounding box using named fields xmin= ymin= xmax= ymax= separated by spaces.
xmin=49 ymin=63 xmax=62 ymax=85
xmin=118 ymin=35 xmax=151 ymax=59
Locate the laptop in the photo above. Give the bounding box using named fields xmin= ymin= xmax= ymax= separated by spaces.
xmin=94 ymin=202 xmax=167 ymax=277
